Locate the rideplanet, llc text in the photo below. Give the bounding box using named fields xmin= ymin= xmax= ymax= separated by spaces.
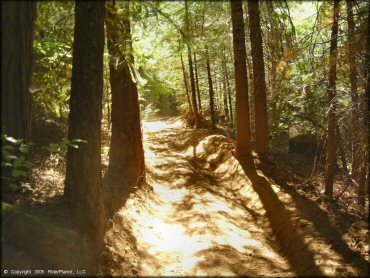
xmin=3 ymin=269 xmax=86 ymax=276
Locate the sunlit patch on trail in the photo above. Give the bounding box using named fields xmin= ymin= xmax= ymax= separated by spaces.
xmin=153 ymin=184 xmax=189 ymax=203
xmin=106 ymin=119 xmax=292 ymax=276
xmin=142 ymin=118 xmax=183 ymax=134
xmin=103 ymin=119 xmax=368 ymax=276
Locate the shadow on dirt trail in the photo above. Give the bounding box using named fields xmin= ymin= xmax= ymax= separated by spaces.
xmin=238 ymin=157 xmax=323 ymax=276
xmin=101 ymin=118 xmax=369 ymax=277
xmin=253 ymin=158 xmax=370 ymax=275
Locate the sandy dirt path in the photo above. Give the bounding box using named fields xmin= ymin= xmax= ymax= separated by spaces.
xmin=102 ymin=118 xmax=369 ymax=276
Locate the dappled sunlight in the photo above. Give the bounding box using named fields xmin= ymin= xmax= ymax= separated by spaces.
xmin=5 ymin=0 xmax=368 ymax=275
xmin=238 ymin=157 xmax=369 ymax=276
xmin=103 ymin=119 xmax=369 ymax=276
xmin=142 ymin=118 xmax=184 ymax=134
xmin=153 ymin=183 xmax=189 ymax=203
xmin=104 ymin=119 xmax=292 ymax=276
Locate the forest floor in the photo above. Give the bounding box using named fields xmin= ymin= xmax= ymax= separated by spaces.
xmin=2 ymin=117 xmax=368 ymax=276
xmin=101 ymin=118 xmax=369 ymax=276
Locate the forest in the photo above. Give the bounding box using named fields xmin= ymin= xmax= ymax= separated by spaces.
xmin=1 ymin=0 xmax=369 ymax=276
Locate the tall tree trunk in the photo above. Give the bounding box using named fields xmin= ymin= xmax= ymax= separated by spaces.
xmin=223 ymin=48 xmax=234 ymax=128
xmin=206 ymin=47 xmax=216 ymax=130
xmin=324 ymin=0 xmax=340 ymax=198
xmin=187 ymin=46 xmax=201 ymax=128
xmin=230 ymin=0 xmax=251 ymax=157
xmin=64 ymin=1 xmax=106 ymax=266
xmin=346 ymin=0 xmax=360 ymax=180
xmin=359 ymin=0 xmax=370 ymax=206
xmin=105 ymin=68 xmax=111 ymax=130
xmin=105 ymin=1 xmax=145 ymax=210
xmin=336 ymin=125 xmax=348 ymax=175
xmin=223 ymin=76 xmax=229 ymax=123
xmin=1 ymin=2 xmax=37 ymax=141
xmin=247 ymin=0 xmax=269 ymax=155
xmin=185 ymin=0 xmax=201 ymax=128
xmin=181 ymin=53 xmax=193 ymax=115
xmin=194 ymin=52 xmax=202 ymax=115
xmin=215 ymin=73 xmax=221 ymax=119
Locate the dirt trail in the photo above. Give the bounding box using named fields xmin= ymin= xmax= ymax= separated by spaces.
xmin=102 ymin=118 xmax=369 ymax=276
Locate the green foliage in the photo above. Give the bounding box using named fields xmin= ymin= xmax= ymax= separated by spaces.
xmin=139 ymin=72 xmax=179 ymax=118
xmin=1 ymin=135 xmax=34 ymax=193
xmin=44 ymin=138 xmax=88 ymax=155
xmin=131 ymin=2 xmax=184 ymax=118
xmin=101 ymin=146 xmax=109 ymax=155
xmin=29 ymin=0 xmax=368 ymax=164
xmin=1 ymin=133 xmax=87 ymax=194
xmin=31 ymin=2 xmax=74 ymax=122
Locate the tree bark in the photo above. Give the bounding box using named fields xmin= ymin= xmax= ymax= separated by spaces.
xmin=230 ymin=0 xmax=251 ymax=157
xmin=324 ymin=0 xmax=340 ymax=198
xmin=223 ymin=48 xmax=234 ymax=128
xmin=247 ymin=0 xmax=269 ymax=155
xmin=336 ymin=125 xmax=348 ymax=175
xmin=185 ymin=0 xmax=201 ymax=128
xmin=358 ymin=0 xmax=370 ymax=206
xmin=346 ymin=0 xmax=360 ymax=180
xmin=1 ymin=2 xmax=37 ymax=141
xmin=194 ymin=52 xmax=202 ymax=115
xmin=223 ymin=75 xmax=229 ymax=123
xmin=181 ymin=53 xmax=193 ymax=115
xmin=206 ymin=47 xmax=216 ymax=130
xmin=214 ymin=77 xmax=219 ymax=117
xmin=105 ymin=1 xmax=145 ymax=207
xmin=187 ymin=45 xmax=201 ymax=128
xmin=64 ymin=1 xmax=106 ymax=266
xmin=104 ymin=67 xmax=111 ymax=131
